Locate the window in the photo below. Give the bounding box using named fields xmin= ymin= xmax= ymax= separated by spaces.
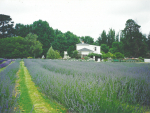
xmin=95 ymin=47 xmax=96 ymax=51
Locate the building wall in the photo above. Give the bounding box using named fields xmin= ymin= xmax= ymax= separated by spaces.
xmin=89 ymin=45 xmax=100 ymax=54
xmin=76 ymin=44 xmax=101 ymax=54
xmin=144 ymin=59 xmax=150 ymax=62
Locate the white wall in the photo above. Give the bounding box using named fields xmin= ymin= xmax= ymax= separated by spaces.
xmin=89 ymin=45 xmax=101 ymax=54
xmin=76 ymin=44 xmax=89 ymax=51
xmin=76 ymin=44 xmax=101 ymax=54
xmin=81 ymin=51 xmax=90 ymax=55
xmin=144 ymin=59 xmax=150 ymax=62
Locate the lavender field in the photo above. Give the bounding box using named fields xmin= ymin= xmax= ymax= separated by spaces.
xmin=0 ymin=59 xmax=20 ymax=113
xmin=24 ymin=59 xmax=150 ymax=113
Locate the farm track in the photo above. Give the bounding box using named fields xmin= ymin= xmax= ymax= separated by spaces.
xmin=18 ymin=61 xmax=64 ymax=113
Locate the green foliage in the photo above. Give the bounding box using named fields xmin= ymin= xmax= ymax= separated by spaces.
xmin=88 ymin=53 xmax=101 ymax=58
xmin=67 ymin=45 xmax=74 ymax=57
xmin=46 ymin=46 xmax=61 ymax=59
xmin=80 ymin=36 xmax=94 ymax=44
xmin=109 ymin=42 xmax=123 ymax=54
xmin=121 ymin=19 xmax=147 ymax=57
xmin=101 ymin=44 xmax=109 ymax=53
xmin=25 ymin=33 xmax=43 ymax=58
xmin=72 ymin=50 xmax=80 ymax=59
xmin=46 ymin=46 xmax=56 ymax=59
xmin=32 ymin=20 xmax=55 ymax=56
xmin=0 ymin=14 xmax=15 ymax=39
xmin=15 ymin=24 xmax=32 ymax=37
xmin=83 ymin=56 xmax=89 ymax=60
xmin=55 ymin=50 xmax=62 ymax=59
xmin=97 ymin=30 xmax=107 ymax=46
xmin=0 ymin=36 xmax=30 ymax=58
xmin=102 ymin=53 xmax=109 ymax=59
xmin=107 ymin=28 xmax=115 ymax=48
xmin=115 ymin=52 xmax=124 ymax=59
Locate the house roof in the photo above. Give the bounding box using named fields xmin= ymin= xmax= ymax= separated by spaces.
xmin=76 ymin=43 xmax=90 ymax=45
xmin=78 ymin=48 xmax=93 ymax=52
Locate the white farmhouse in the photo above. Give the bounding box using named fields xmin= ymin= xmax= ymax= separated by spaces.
xmin=76 ymin=41 xmax=101 ymax=58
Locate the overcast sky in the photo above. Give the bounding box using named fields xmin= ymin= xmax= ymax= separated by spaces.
xmin=0 ymin=0 xmax=150 ymax=40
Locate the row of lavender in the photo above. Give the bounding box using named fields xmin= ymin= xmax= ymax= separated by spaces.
xmin=0 ymin=59 xmax=20 ymax=113
xmin=24 ymin=59 xmax=150 ymax=113
xmin=0 ymin=59 xmax=16 ymax=69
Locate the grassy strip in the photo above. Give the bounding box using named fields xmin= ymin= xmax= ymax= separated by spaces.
xmin=20 ymin=60 xmax=65 ymax=113
xmin=18 ymin=61 xmax=34 ymax=112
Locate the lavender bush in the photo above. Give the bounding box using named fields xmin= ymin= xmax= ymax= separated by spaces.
xmin=0 ymin=59 xmax=7 ymax=64
xmin=0 ymin=59 xmax=16 ymax=69
xmin=24 ymin=59 xmax=150 ymax=112
xmin=0 ymin=59 xmax=20 ymax=113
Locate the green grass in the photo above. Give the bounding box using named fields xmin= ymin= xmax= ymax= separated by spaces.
xmin=18 ymin=61 xmax=35 ymax=113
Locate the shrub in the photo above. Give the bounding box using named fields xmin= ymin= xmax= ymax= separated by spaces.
xmin=46 ymin=46 xmax=56 ymax=59
xmin=0 ymin=60 xmax=11 ymax=68
xmin=115 ymin=52 xmax=124 ymax=59
xmin=83 ymin=56 xmax=89 ymax=60
xmin=72 ymin=50 xmax=80 ymax=59
xmin=27 ymin=56 xmax=32 ymax=59
xmin=46 ymin=46 xmax=62 ymax=59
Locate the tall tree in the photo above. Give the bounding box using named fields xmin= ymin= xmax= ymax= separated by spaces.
xmin=0 ymin=14 xmax=14 ymax=38
xmin=80 ymin=36 xmax=94 ymax=44
xmin=64 ymin=31 xmax=80 ymax=48
xmin=15 ymin=23 xmax=32 ymax=37
xmin=32 ymin=20 xmax=56 ymax=56
xmin=25 ymin=33 xmax=43 ymax=58
xmin=51 ymin=34 xmax=67 ymax=57
xmin=109 ymin=42 xmax=123 ymax=54
xmin=101 ymin=44 xmax=109 ymax=53
xmin=122 ymin=19 xmax=147 ymax=57
xmin=107 ymin=28 xmax=115 ymax=48
xmin=0 ymin=36 xmax=30 ymax=58
xmin=46 ymin=46 xmax=56 ymax=59
xmin=97 ymin=30 xmax=107 ymax=46
xmin=67 ymin=45 xmax=75 ymax=57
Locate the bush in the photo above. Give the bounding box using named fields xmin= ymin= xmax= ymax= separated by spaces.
xmin=27 ymin=56 xmax=32 ymax=59
xmin=72 ymin=50 xmax=80 ymax=59
xmin=115 ymin=52 xmax=124 ymax=59
xmin=84 ymin=56 xmax=89 ymax=60
xmin=88 ymin=53 xmax=101 ymax=58
xmin=46 ymin=46 xmax=62 ymax=59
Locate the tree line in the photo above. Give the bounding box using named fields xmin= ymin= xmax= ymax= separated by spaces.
xmin=0 ymin=14 xmax=150 ymax=59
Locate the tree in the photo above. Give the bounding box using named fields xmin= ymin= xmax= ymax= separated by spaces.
xmin=64 ymin=31 xmax=80 ymax=49
xmin=25 ymin=33 xmax=43 ymax=58
xmin=147 ymin=33 xmax=150 ymax=51
xmin=46 ymin=46 xmax=61 ymax=59
xmin=109 ymin=42 xmax=123 ymax=54
xmin=122 ymin=19 xmax=147 ymax=57
xmin=32 ymin=20 xmax=56 ymax=56
xmin=107 ymin=28 xmax=115 ymax=48
xmin=55 ymin=50 xmax=62 ymax=59
xmin=46 ymin=46 xmax=56 ymax=59
xmin=101 ymin=44 xmax=109 ymax=53
xmin=0 ymin=36 xmax=30 ymax=58
xmin=30 ymin=41 xmax=43 ymax=58
xmin=80 ymin=36 xmax=94 ymax=44
xmin=15 ymin=23 xmax=32 ymax=37
xmin=115 ymin=52 xmax=124 ymax=59
xmin=67 ymin=45 xmax=75 ymax=57
xmin=72 ymin=50 xmax=80 ymax=59
xmin=0 ymin=14 xmax=15 ymax=38
xmin=52 ymin=34 xmax=67 ymax=57
xmin=97 ymin=30 xmax=107 ymax=46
